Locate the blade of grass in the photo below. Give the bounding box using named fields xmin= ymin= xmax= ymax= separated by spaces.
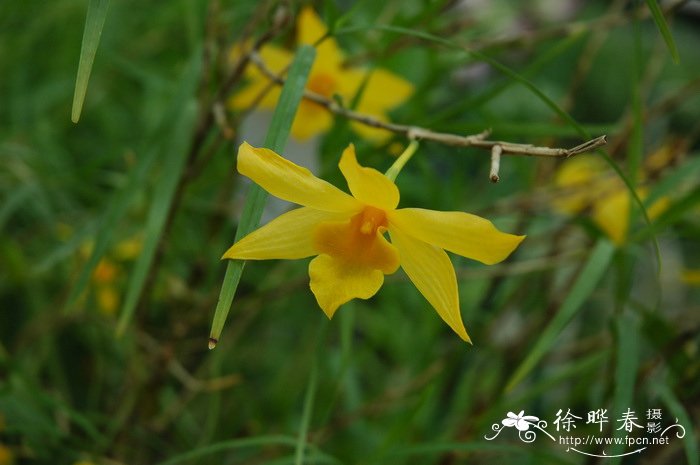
xmin=382 ymin=442 xmax=576 ymax=465
xmin=427 ymin=31 xmax=586 ymax=126
xmin=628 ymin=16 xmax=644 ymax=189
xmin=71 ymin=0 xmax=110 ymax=123
xmin=66 ymin=48 xmax=205 ymax=312
xmin=644 ymin=0 xmax=680 ymax=64
xmin=645 ymin=153 xmax=700 ymax=205
xmin=208 ymin=45 xmax=316 ymax=348
xmin=295 ymin=353 xmax=319 ymax=465
xmin=494 ymin=350 xmax=609 ymax=414
xmin=608 ymin=313 xmax=640 ymax=464
xmin=114 ymin=51 xmax=202 ymax=334
xmin=65 ymin=151 xmax=157 ymax=312
xmin=337 ymin=24 xmax=583 ymax=132
xmin=505 ymin=239 xmax=616 ymax=391
xmin=154 ymin=435 xmax=339 ymax=465
xmin=635 ymin=186 xmax=700 ymax=240
xmin=656 ymin=383 xmax=698 ymax=465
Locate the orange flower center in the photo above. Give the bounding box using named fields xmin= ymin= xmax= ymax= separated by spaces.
xmin=313 ymin=206 xmax=398 ymax=274
xmin=357 ymin=206 xmax=387 ymax=235
xmin=308 ymin=72 xmax=337 ymax=98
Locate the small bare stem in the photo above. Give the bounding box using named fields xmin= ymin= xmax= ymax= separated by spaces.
xmin=490 ymin=145 xmax=502 ymax=183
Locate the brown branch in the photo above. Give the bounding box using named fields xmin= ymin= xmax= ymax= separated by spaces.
xmin=249 ymin=51 xmax=607 ymax=158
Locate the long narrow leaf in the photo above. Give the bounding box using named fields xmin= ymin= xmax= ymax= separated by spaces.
xmin=208 ymin=45 xmax=316 ymax=348
xmin=505 ymin=239 xmax=616 ymax=391
xmin=155 ymin=435 xmax=339 ymax=465
xmin=66 ymin=51 xmax=204 ymax=312
xmin=71 ymin=0 xmax=110 ymax=123
xmin=115 ymin=52 xmax=202 ymax=334
xmin=608 ymin=313 xmax=640 ymax=464
xmin=656 ymin=383 xmax=699 ymax=465
xmin=295 ymin=356 xmax=319 ymax=465
xmin=645 ymin=0 xmax=680 ymax=64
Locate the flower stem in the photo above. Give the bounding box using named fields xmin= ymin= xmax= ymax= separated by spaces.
xmin=385 ymin=140 xmax=419 ymax=181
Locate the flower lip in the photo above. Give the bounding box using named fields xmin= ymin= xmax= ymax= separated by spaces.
xmin=313 ymin=206 xmax=399 ymax=274
xmin=359 ymin=206 xmax=388 ymax=235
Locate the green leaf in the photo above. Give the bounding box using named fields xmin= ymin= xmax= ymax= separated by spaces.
xmin=608 ymin=313 xmax=640 ymax=464
xmin=208 ymin=45 xmax=316 ymax=348
xmin=65 ymin=50 xmax=203 ymax=313
xmin=71 ymin=0 xmax=110 ymax=123
xmin=656 ymin=383 xmax=699 ymax=465
xmin=154 ymin=435 xmax=340 ymax=465
xmin=645 ymin=152 xmax=700 ymax=206
xmin=295 ymin=352 xmax=319 ymax=465
xmin=505 ymin=239 xmax=616 ymax=391
xmin=115 ymin=51 xmax=203 ymax=334
xmin=382 ymin=442 xmax=575 ymax=465
xmin=644 ymin=0 xmax=681 ymax=64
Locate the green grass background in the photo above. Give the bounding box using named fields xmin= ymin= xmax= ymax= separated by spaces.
xmin=1 ymin=0 xmax=699 ymax=464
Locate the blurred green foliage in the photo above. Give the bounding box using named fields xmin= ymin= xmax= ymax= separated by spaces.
xmin=1 ymin=1 xmax=699 ymax=464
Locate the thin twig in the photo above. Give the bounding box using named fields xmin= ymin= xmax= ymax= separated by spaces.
xmin=490 ymin=145 xmax=501 ymax=182
xmin=249 ymin=51 xmax=607 ymax=158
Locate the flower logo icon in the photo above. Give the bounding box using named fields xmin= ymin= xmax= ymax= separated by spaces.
xmin=502 ymin=411 xmax=540 ymax=431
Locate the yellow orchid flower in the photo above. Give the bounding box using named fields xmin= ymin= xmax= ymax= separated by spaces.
xmin=230 ymin=7 xmax=414 ymax=141
xmin=681 ymin=269 xmax=700 ymax=286
xmin=553 ymin=156 xmax=669 ymax=245
xmin=223 ymin=143 xmax=525 ymax=342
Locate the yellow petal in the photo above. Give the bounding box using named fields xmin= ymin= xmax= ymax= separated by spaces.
xmin=347 ymin=68 xmax=413 ymax=142
xmin=553 ymin=156 xmax=609 ymax=214
xmin=389 ymin=208 xmax=525 ymax=265
xmin=681 ymin=269 xmax=700 ymax=286
xmin=313 ymin=207 xmax=400 ymax=274
xmin=647 ymin=196 xmax=670 ymax=220
xmin=228 ymin=45 xmax=291 ymax=109
xmin=350 ymin=118 xmax=395 ymax=144
xmin=297 ymin=7 xmax=344 ymax=67
xmin=258 ymin=43 xmax=294 ymax=74
xmin=592 ymin=189 xmax=628 ymax=245
xmin=309 ymin=254 xmax=384 ymax=318
xmin=389 ymin=227 xmax=470 ymax=342
xmin=591 ymin=187 xmax=669 ymax=245
xmin=223 ymin=207 xmax=346 ymax=260
xmin=355 ymin=68 xmax=414 ymax=115
xmin=228 ymin=80 xmax=282 ymax=110
xmin=237 ymin=142 xmax=360 ymax=212
xmin=338 ymin=144 xmax=400 ymax=209
xmin=290 ymin=100 xmax=334 ymax=140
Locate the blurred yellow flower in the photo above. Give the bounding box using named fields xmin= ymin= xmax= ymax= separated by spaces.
xmin=681 ymin=269 xmax=700 ymax=286
xmin=553 ymin=156 xmax=668 ymax=245
xmin=87 ymin=237 xmax=142 ymax=316
xmin=93 ymin=258 xmax=118 ymax=284
xmin=92 ymin=258 xmax=120 ymax=315
xmin=0 ymin=444 xmax=13 ymax=465
xmin=229 ymin=7 xmax=414 ymax=141
xmin=223 ymin=143 xmax=524 ymax=342
xmin=114 ymin=236 xmax=143 ymax=260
